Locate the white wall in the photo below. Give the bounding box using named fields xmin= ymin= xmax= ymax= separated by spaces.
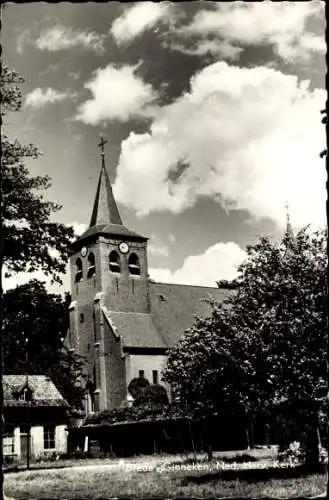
xmin=14 ymin=427 xmax=20 ymax=457
xmin=24 ymin=424 xmax=67 ymax=458
xmin=55 ymin=425 xmax=67 ymax=453
xmin=4 ymin=423 xmax=67 ymax=459
xmin=30 ymin=425 xmax=44 ymax=457
xmin=125 ymin=354 xmax=169 ymax=394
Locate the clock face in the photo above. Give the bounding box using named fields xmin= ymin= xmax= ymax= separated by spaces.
xmin=80 ymin=247 xmax=87 ymax=257
xmin=118 ymin=241 xmax=129 ymax=254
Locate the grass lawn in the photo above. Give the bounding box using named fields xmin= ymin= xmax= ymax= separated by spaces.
xmin=3 ymin=446 xmax=278 ymax=471
xmin=4 ymin=451 xmax=327 ymax=499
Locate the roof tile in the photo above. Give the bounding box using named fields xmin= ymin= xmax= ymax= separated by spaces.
xmin=102 ymin=309 xmax=166 ymax=349
xmin=150 ymin=282 xmax=231 ymax=347
xmin=3 ymin=375 xmax=69 ymax=407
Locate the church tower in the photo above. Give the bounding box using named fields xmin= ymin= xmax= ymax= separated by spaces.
xmin=68 ymin=137 xmax=152 ymax=411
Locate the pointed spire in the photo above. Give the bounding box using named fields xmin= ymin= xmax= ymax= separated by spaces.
xmin=285 ymin=201 xmax=294 ymax=240
xmin=282 ymin=201 xmax=295 ymax=253
xmin=89 ymin=135 xmax=123 ymax=228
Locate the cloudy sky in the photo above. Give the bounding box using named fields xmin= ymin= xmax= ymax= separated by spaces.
xmin=2 ymin=1 xmax=326 ymax=294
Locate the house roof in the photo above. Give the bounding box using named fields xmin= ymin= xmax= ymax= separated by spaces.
xmin=3 ymin=375 xmax=69 ymax=407
xmin=101 ymin=283 xmax=231 ymax=351
xmin=149 ymin=282 xmax=231 ymax=347
xmin=102 ymin=309 xmax=167 ymax=350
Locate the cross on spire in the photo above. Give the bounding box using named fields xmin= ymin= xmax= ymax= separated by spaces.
xmin=98 ymin=134 xmax=108 ymax=157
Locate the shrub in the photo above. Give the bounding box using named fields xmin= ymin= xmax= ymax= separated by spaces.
xmin=134 ymin=384 xmax=169 ymax=406
xmin=278 ymin=441 xmax=305 ymax=465
xmin=223 ymin=454 xmax=258 ymax=463
xmin=4 ymin=455 xmax=16 ymax=465
xmin=34 ymin=451 xmax=60 ymax=462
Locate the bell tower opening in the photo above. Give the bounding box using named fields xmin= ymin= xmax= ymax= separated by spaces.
xmin=75 ymin=258 xmax=83 ymax=283
xmin=128 ymin=253 xmax=141 ymax=276
xmin=87 ymin=252 xmax=96 ymax=278
xmin=109 ymin=250 xmax=121 ymax=273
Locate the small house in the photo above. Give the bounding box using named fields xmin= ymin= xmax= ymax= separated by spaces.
xmin=3 ymin=375 xmax=70 ymax=460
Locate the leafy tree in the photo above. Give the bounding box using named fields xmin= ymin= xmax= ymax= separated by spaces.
xmin=164 ymin=227 xmax=328 ymax=467
xmin=2 ymin=280 xmax=86 ymax=408
xmin=1 ymin=65 xmax=74 ymax=284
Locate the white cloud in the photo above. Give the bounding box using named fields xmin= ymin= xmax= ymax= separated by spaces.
xmin=171 ymin=1 xmax=324 ymax=62
xmin=277 ymin=32 xmax=326 ymax=61
xmin=36 ymin=25 xmax=106 ymax=53
xmin=114 ymin=62 xmax=326 ymax=230
xmin=76 ymin=63 xmax=157 ymax=125
xmin=25 ymin=87 xmax=77 ymax=109
xmin=150 ymin=242 xmax=246 ymax=287
xmin=148 ymin=243 xmax=170 ymax=257
xmin=111 ymin=2 xmax=171 ymax=45
xmin=299 ymin=33 xmax=326 ymax=54
xmin=2 ymin=266 xmax=70 ymax=296
xmin=69 ymin=222 xmax=87 ymax=237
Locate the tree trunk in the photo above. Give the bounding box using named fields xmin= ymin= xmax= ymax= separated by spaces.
xmin=304 ymin=416 xmax=320 ymax=471
xmin=188 ymin=419 xmax=197 ymax=460
xmin=204 ymin=417 xmax=213 ymax=461
xmin=245 ymin=426 xmax=250 ymax=450
xmin=249 ymin=418 xmax=255 ymax=449
xmin=207 ymin=444 xmax=213 ymax=461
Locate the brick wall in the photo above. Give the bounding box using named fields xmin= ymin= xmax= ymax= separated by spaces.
xmin=103 ymin=318 xmax=127 ymax=409
xmin=99 ymin=238 xmax=151 ymax=314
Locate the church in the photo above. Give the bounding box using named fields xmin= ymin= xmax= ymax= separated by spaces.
xmin=67 ymin=140 xmax=228 ymax=413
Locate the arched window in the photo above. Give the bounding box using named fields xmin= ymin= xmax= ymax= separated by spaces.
xmin=109 ymin=250 xmax=121 ymax=273
xmin=128 ymin=253 xmax=140 ymax=276
xmin=87 ymin=252 xmax=96 ymax=278
xmin=75 ymin=258 xmax=83 ymax=282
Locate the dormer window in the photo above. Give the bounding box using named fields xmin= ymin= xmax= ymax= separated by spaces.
xmin=75 ymin=258 xmax=83 ymax=283
xmin=87 ymin=252 xmax=96 ymax=278
xmin=128 ymin=253 xmax=140 ymax=276
xmin=109 ymin=251 xmax=121 ymax=273
xmin=17 ymin=387 xmax=33 ymax=402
